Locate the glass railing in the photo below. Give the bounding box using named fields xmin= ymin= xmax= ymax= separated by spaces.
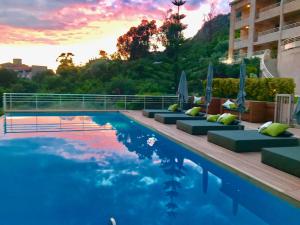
xmin=2 ymin=93 xmax=179 ymax=112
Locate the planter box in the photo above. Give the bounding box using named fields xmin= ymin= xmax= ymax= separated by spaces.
xmin=220 ymin=98 xmax=267 ymax=123
xmin=190 ymin=97 xmax=221 ymax=114
xmin=265 ymin=102 xmax=275 ymax=121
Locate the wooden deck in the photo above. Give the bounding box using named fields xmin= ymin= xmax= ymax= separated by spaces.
xmin=122 ymin=110 xmax=300 ymax=206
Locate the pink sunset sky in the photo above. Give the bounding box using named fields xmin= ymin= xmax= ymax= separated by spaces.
xmin=0 ymin=0 xmax=230 ymax=70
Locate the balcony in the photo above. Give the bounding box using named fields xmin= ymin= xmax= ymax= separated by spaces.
xmin=257 ymin=2 xmax=281 ymax=21
xmin=256 ymin=27 xmax=280 ymax=44
xmin=282 ymin=22 xmax=300 ymax=39
xmin=284 ymin=0 xmax=300 ymax=14
xmin=234 ymin=38 xmax=248 ymax=49
xmin=282 ymin=36 xmax=300 ymax=50
xmin=235 ymin=17 xmax=249 ymax=29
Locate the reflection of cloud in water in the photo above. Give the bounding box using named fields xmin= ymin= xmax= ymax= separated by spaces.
xmin=140 ymin=176 xmax=157 ymax=186
xmin=147 ymin=137 xmax=157 ymax=147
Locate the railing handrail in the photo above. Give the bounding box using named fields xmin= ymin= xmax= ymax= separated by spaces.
xmin=2 ymin=93 xmax=180 ymax=113
xmin=259 ymin=2 xmax=281 ymax=13
xmin=282 ymin=21 xmax=300 ymax=30
xmin=282 ymin=36 xmax=300 ymax=45
xmin=261 ymin=50 xmax=274 ymax=78
xmin=3 ymin=93 xmax=177 ymax=98
xmin=252 ymin=50 xmax=265 ymax=56
xmin=258 ymin=27 xmax=279 ymax=37
xmin=284 ymin=0 xmax=296 ymax=4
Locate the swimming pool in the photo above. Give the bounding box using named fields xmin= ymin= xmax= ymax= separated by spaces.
xmin=0 ymin=112 xmax=299 ymax=225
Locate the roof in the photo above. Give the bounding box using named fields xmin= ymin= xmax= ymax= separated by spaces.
xmin=0 ymin=63 xmax=31 ymax=71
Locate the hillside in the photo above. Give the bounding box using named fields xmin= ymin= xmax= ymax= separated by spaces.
xmin=0 ymin=13 xmax=259 ymax=97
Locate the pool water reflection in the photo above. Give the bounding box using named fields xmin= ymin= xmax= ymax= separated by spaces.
xmin=0 ymin=112 xmax=299 ymax=225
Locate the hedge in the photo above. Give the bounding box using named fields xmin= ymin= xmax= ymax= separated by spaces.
xmin=204 ymin=78 xmax=295 ymax=102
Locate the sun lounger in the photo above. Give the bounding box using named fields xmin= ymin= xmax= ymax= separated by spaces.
xmin=155 ymin=113 xmax=205 ymax=124
xmin=262 ymin=146 xmax=300 ymax=178
xmin=176 ymin=120 xmax=244 ymax=135
xmin=207 ymin=130 xmax=298 ymax=153
xmin=142 ymin=109 xmax=182 ymax=118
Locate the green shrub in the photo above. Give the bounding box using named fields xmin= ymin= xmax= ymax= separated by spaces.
xmin=205 ymin=78 xmax=295 ymax=102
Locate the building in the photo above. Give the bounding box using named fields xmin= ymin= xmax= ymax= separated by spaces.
xmin=227 ymin=0 xmax=300 ymax=93
xmin=0 ymin=59 xmax=47 ymax=79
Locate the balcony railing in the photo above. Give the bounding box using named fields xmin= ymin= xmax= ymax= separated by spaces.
xmin=2 ymin=93 xmax=179 ymax=112
xmin=281 ymin=36 xmax=300 ymax=50
xmin=284 ymin=0 xmax=296 ymax=3
xmin=283 ymin=21 xmax=300 ymax=30
xmin=253 ymin=50 xmax=266 ymax=56
xmin=257 ymin=27 xmax=279 ymax=37
xmin=258 ymin=2 xmax=281 ymax=13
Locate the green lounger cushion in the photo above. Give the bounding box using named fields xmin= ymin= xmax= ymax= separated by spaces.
xmin=142 ymin=109 xmax=182 ymax=118
xmin=176 ymin=120 xmax=244 ymax=135
xmin=262 ymin=147 xmax=300 ymax=178
xmin=207 ymin=130 xmax=298 ymax=153
xmin=155 ymin=113 xmax=205 ymax=124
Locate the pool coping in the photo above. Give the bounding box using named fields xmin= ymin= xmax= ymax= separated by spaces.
xmin=122 ymin=110 xmax=300 ymax=208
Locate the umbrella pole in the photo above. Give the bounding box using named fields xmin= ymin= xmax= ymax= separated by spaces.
xmin=206 ymin=104 xmax=209 ymax=117
xmin=239 ymin=112 xmax=242 ymax=121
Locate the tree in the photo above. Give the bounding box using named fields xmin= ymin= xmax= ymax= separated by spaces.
xmin=117 ymin=20 xmax=158 ymax=60
xmin=56 ymin=52 xmax=77 ymax=76
xmin=0 ymin=68 xmax=18 ymax=87
xmin=202 ymin=2 xmax=217 ymax=40
xmin=159 ymin=0 xmax=187 ymax=87
xmin=99 ymin=50 xmax=109 ymax=60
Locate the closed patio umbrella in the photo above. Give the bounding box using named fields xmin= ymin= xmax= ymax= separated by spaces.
xmin=205 ymin=62 xmax=214 ymax=115
xmin=236 ymin=61 xmax=247 ymax=120
xmin=294 ymin=97 xmax=300 ymax=124
xmin=177 ymin=71 xmax=189 ymax=110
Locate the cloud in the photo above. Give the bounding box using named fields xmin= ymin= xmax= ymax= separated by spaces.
xmin=0 ymin=0 xmax=230 ymax=64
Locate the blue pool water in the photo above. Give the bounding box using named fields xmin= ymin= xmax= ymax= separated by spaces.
xmin=0 ymin=112 xmax=299 ymax=225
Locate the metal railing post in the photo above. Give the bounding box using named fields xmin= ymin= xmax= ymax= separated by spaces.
xmin=82 ymin=96 xmax=85 ymax=109
xmin=35 ymin=95 xmax=38 ymax=110
xmin=9 ymin=93 xmax=12 ymax=110
xmin=125 ymin=96 xmax=127 ymax=110
xmin=104 ymin=96 xmax=107 ymax=111
xmin=144 ymin=96 xmax=146 ymax=109
xmin=162 ymin=96 xmax=164 ymax=109
xmin=3 ymin=93 xmax=6 ymax=113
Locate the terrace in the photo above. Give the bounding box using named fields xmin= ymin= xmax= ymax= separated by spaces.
xmin=2 ymin=92 xmax=300 ymax=208
xmin=123 ymin=111 xmax=300 ymax=206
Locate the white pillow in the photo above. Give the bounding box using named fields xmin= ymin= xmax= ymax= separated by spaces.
xmin=185 ymin=108 xmax=192 ymax=115
xmin=193 ymin=96 xmax=202 ymax=104
xmin=217 ymin=113 xmax=229 ymax=122
xmin=222 ymin=99 xmax=234 ymax=109
xmin=258 ymin=121 xmax=273 ymax=133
